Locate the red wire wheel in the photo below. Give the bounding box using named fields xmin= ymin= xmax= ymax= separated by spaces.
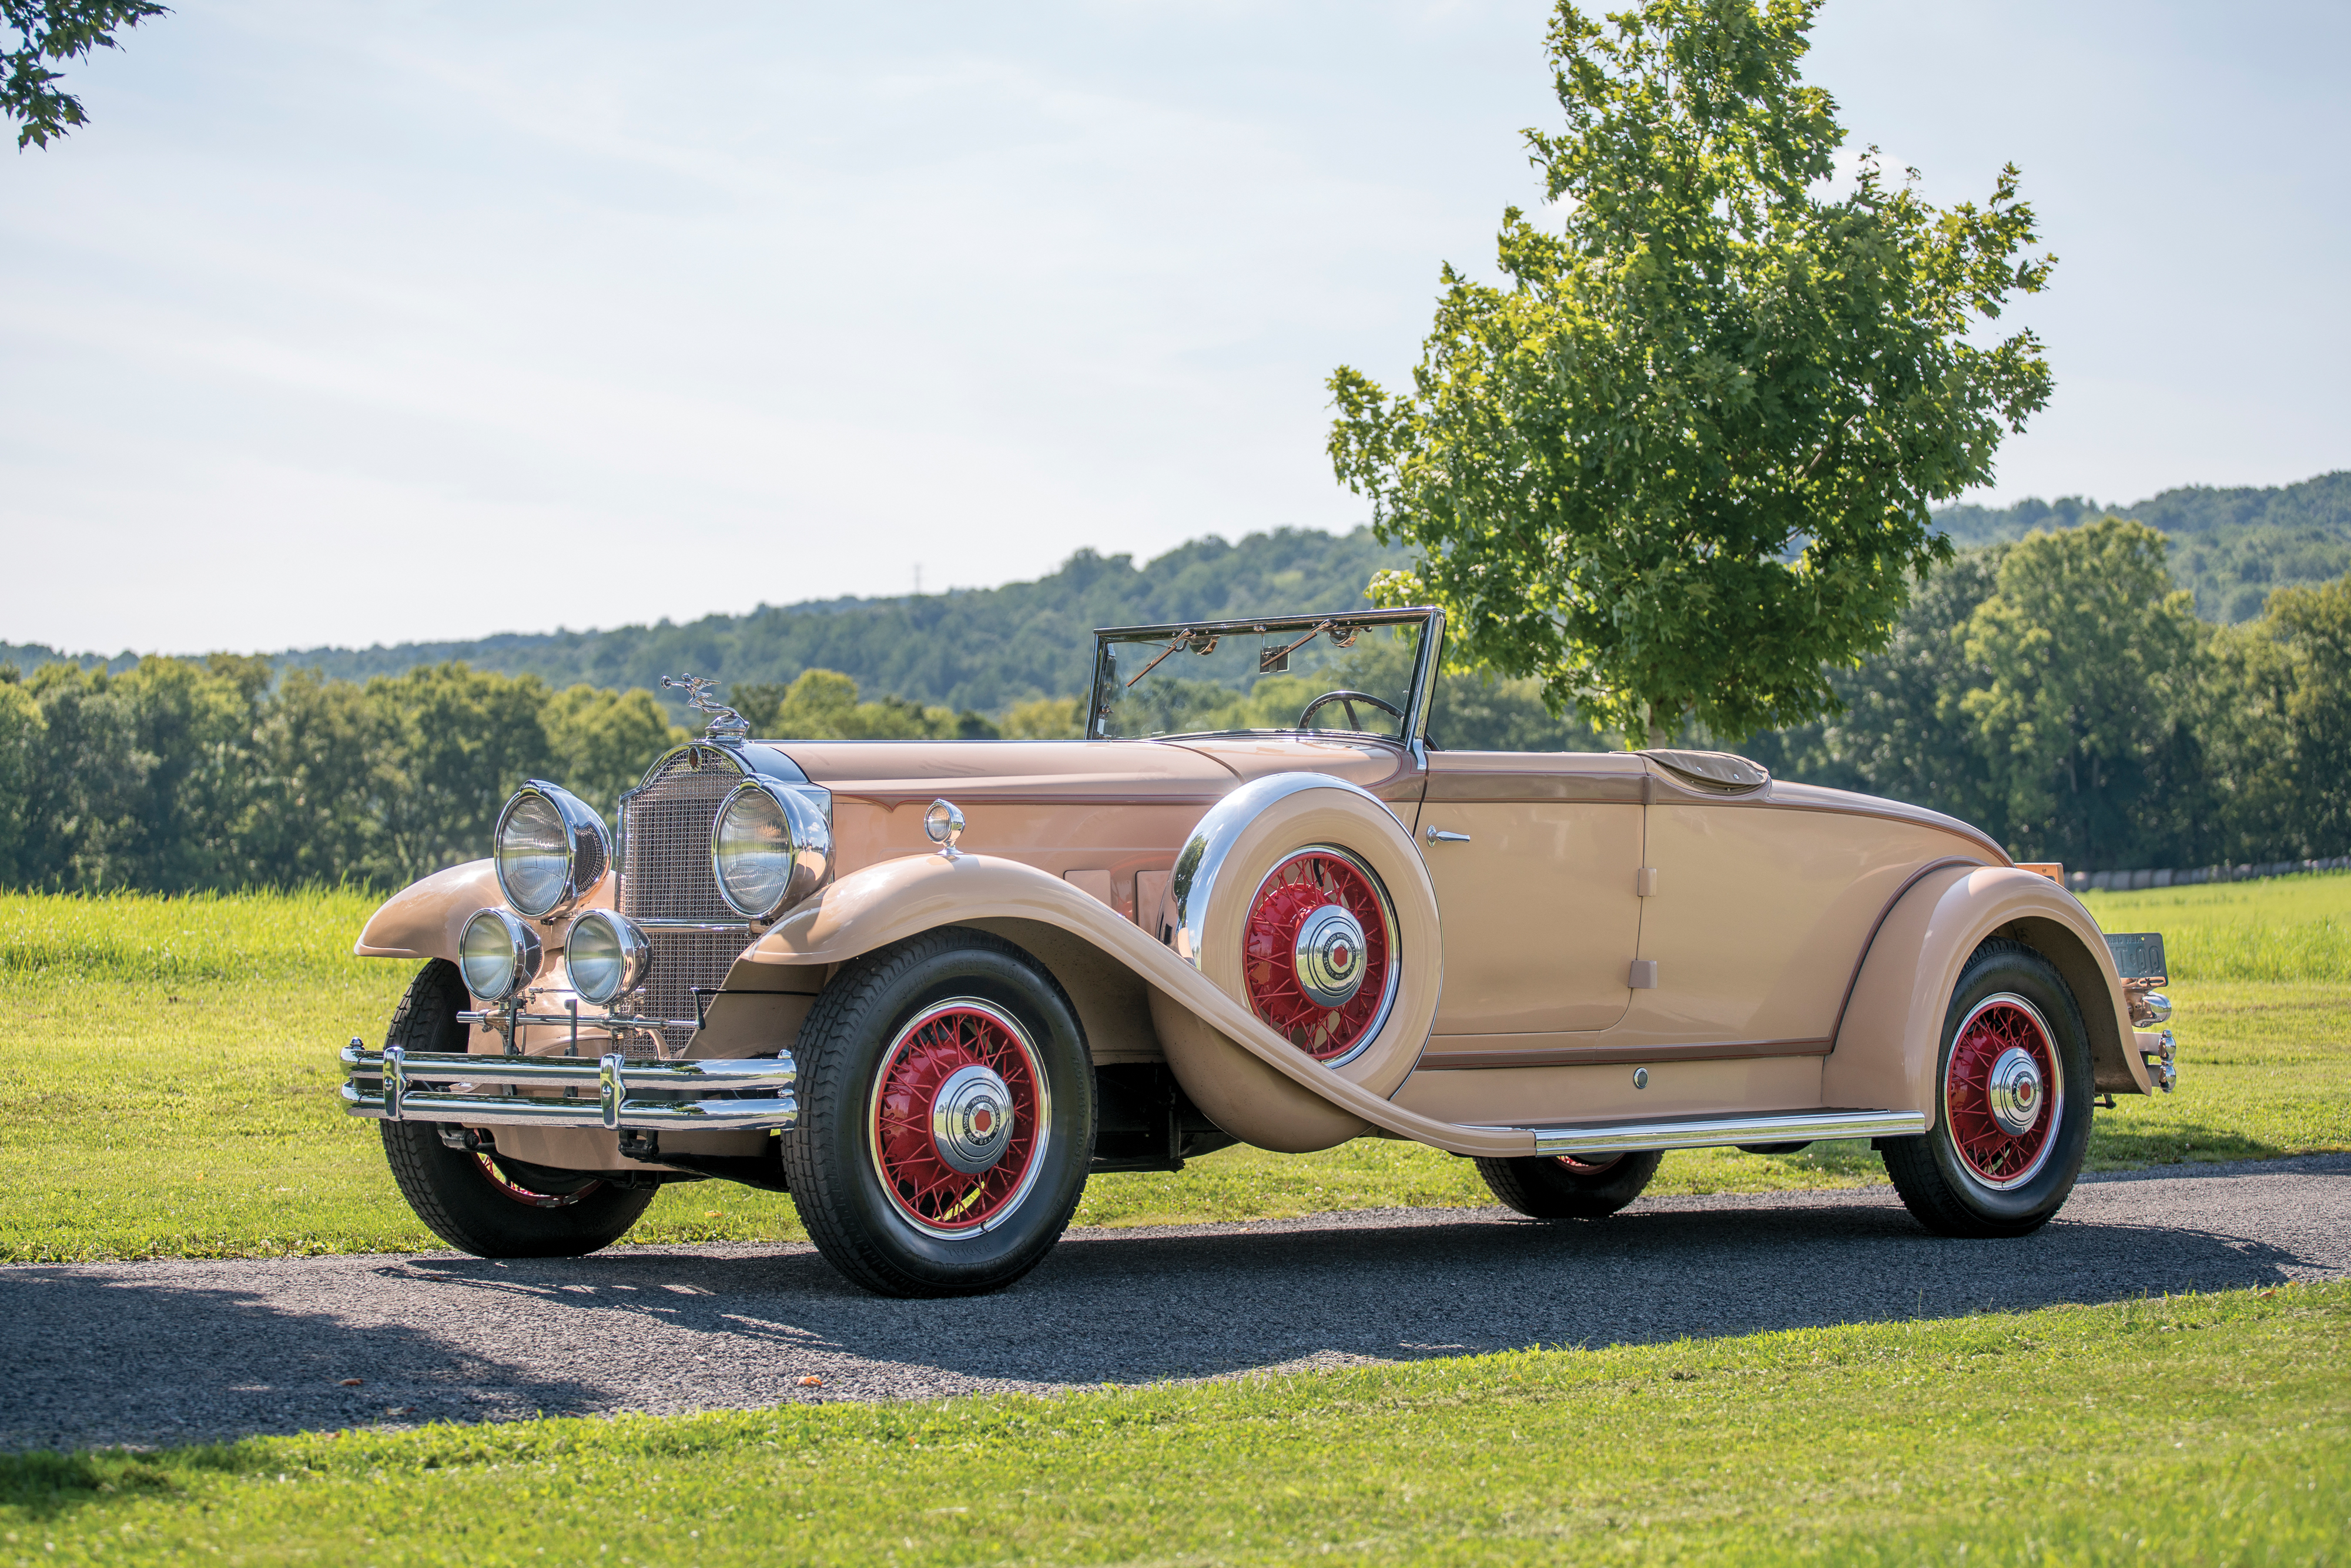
xmin=1243 ymin=846 xmax=1399 ymax=1066
xmin=868 ymin=1000 xmax=1050 ymax=1237
xmin=1943 ymin=993 xmax=2064 ymax=1190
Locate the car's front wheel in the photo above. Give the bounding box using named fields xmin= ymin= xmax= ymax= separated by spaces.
xmin=782 ymin=929 xmax=1095 ymax=1298
xmin=1881 ymin=938 xmax=2092 ymax=1238
xmin=1473 ymin=1149 xmax=1662 ymax=1219
xmin=377 ymin=959 xmax=657 ymax=1258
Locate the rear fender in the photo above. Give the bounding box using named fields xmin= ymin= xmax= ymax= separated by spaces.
xmin=1825 ymin=865 xmax=2147 ymax=1125
xmin=734 ymin=853 xmax=1529 ymax=1157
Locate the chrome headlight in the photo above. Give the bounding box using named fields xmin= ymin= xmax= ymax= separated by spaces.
xmin=711 ymin=779 xmax=833 ymax=919
xmin=564 ymin=908 xmax=651 ymax=1007
xmin=494 ymin=780 xmax=611 ymax=919
xmin=459 ymin=907 xmax=543 ymax=1002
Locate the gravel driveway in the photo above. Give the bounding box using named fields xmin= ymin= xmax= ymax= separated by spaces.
xmin=7 ymin=1154 xmax=2346 ymax=1452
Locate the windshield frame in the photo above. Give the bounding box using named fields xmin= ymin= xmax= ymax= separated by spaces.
xmin=1084 ymin=606 xmax=1446 ymax=746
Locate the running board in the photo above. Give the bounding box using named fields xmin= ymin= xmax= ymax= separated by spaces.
xmin=1473 ymin=1108 xmax=1927 ymax=1158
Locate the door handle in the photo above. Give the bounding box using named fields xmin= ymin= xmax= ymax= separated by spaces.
xmin=1425 ymin=826 xmax=1471 ymax=844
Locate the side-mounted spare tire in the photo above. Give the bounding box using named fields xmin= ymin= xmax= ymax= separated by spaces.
xmin=1151 ymin=772 xmax=1442 ymax=1152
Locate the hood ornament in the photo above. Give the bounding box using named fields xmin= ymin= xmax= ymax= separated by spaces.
xmin=661 ymin=674 xmax=751 ymax=739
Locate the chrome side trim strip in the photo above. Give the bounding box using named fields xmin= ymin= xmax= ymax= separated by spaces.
xmin=1469 ymin=1108 xmax=1928 ymax=1157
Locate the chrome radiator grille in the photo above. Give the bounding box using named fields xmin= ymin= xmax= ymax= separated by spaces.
xmin=617 ymin=746 xmax=748 ymax=1057
xmin=621 ymin=749 xmax=741 ymax=923
xmin=632 ymin=927 xmax=751 ymax=1056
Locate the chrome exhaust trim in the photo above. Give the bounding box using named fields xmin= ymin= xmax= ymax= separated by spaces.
xmin=340 ymin=1042 xmax=796 ymax=1132
xmin=1480 ymin=1108 xmax=1929 ymax=1158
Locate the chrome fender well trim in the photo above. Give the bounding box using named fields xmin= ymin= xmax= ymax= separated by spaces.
xmin=1167 ymin=772 xmax=1403 ymax=969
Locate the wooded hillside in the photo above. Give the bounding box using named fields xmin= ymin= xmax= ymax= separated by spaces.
xmin=9 ymin=473 xmax=2345 ymax=720
xmin=1936 ymin=470 xmax=2351 ymax=622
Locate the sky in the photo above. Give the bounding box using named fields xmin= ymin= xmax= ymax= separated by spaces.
xmin=2 ymin=1 xmax=2346 ymax=656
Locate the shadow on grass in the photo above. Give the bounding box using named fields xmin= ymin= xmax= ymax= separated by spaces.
xmin=2086 ymin=1121 xmax=2290 ymax=1167
xmin=7 ymin=1168 xmax=2342 ymax=1466
xmin=0 ymin=1446 xmax=234 ymax=1521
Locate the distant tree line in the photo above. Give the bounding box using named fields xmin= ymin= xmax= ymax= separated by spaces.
xmin=11 ymin=515 xmax=2351 ymax=892
xmin=1934 ymin=470 xmax=2351 ymax=624
xmin=0 ymin=654 xmax=1111 ymax=893
xmin=1746 ymin=516 xmax=2351 ymax=872
xmin=0 ymin=661 xmax=690 ymax=893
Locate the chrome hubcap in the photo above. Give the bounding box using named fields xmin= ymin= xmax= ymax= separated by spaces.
xmin=1986 ymin=1046 xmax=2045 ymax=1137
xmin=1291 ymin=903 xmax=1369 ymax=1009
xmin=929 ymin=1063 xmax=1016 ymax=1175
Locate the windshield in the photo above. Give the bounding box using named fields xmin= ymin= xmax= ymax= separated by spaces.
xmin=1087 ymin=609 xmax=1440 ymax=742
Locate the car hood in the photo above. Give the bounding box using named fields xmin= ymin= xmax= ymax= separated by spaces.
xmin=772 ymin=736 xmax=1414 ymax=806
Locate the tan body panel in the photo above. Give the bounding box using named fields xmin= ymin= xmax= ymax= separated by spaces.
xmin=351 ymin=732 xmax=2146 ymax=1172
xmin=1617 ymin=793 xmax=1992 ymax=1049
xmin=1174 ymin=736 xmax=1421 ymax=802
xmin=776 ymin=736 xmax=1419 ymax=927
xmin=1415 ymin=752 xmax=1647 ymax=1035
xmin=733 ymin=850 xmax=1540 ymax=1157
xmin=1826 ymin=863 xmax=2147 ymax=1124
xmin=1394 ymin=1054 xmax=1827 ymax=1126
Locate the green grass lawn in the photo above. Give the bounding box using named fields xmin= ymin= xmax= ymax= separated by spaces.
xmin=3 ymin=877 xmax=2347 ymax=1262
xmin=4 ymin=1282 xmax=2344 ymax=1565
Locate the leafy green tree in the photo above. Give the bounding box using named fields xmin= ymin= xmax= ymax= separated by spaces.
xmin=364 ymin=664 xmax=554 ymax=884
xmin=0 ymin=670 xmax=43 ymax=883
xmin=736 ymin=669 xmax=974 ymax=741
xmin=2196 ymin=608 xmax=2301 ymax=861
xmin=1000 ymin=696 xmax=1084 ymax=739
xmin=2227 ymin=577 xmax=2351 ymax=857
xmin=252 ymin=668 xmax=401 ymax=886
xmin=1748 ymin=550 xmax=2006 ymax=829
xmin=1961 ymin=518 xmax=2205 ymax=869
xmin=1328 ymin=0 xmax=2054 ymax=746
xmin=772 ymin=670 xmax=860 ymax=738
xmin=9 ymin=655 xmax=266 ymax=890
xmin=543 ymin=685 xmax=686 ymax=815
xmin=4 ymin=1 xmax=167 ymax=149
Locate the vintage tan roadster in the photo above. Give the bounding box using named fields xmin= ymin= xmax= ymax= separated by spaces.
xmin=343 ymin=608 xmax=2175 ymax=1296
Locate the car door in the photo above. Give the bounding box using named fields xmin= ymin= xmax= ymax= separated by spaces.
xmin=1609 ymin=757 xmax=1987 ymax=1050
xmin=1412 ymin=751 xmax=1647 ymax=1046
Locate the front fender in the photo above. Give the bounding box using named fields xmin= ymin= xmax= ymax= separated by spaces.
xmin=1824 ymin=865 xmax=2146 ymax=1127
xmin=354 ymin=859 xmax=616 ymax=963
xmin=355 ymin=860 xmax=505 ymax=960
xmin=735 ymin=853 xmax=1533 ymax=1157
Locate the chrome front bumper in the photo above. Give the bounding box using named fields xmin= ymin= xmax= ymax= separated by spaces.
xmin=340 ymin=1041 xmax=798 ymax=1131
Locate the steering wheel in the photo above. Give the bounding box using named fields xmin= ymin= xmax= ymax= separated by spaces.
xmin=1297 ymin=689 xmax=1405 ymax=734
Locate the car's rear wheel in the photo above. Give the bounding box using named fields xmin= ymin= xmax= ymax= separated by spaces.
xmin=376 ymin=960 xmax=656 ymax=1257
xmin=1473 ymin=1149 xmax=1662 ymax=1219
xmin=1881 ymin=938 xmax=2092 ymax=1238
xmin=781 ymin=929 xmax=1095 ymax=1298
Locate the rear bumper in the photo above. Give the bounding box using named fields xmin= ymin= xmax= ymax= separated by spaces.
xmin=2136 ymin=1028 xmax=2177 ymax=1093
xmin=340 ymin=1041 xmax=798 ymax=1131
